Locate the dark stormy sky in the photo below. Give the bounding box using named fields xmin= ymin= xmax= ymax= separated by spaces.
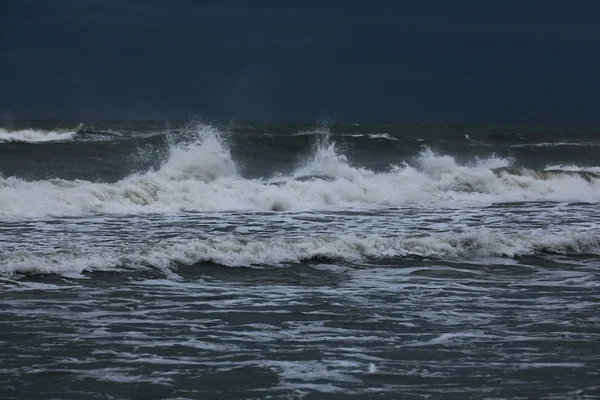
xmin=1 ymin=0 xmax=599 ymax=123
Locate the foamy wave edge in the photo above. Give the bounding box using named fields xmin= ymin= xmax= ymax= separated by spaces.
xmin=2 ymin=230 xmax=599 ymax=277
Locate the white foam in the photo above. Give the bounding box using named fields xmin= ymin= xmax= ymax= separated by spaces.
xmin=368 ymin=133 xmax=397 ymax=141
xmin=514 ymin=142 xmax=600 ymax=148
xmin=80 ymin=368 xmax=173 ymax=383
xmin=0 ymin=124 xmax=599 ymax=218
xmin=516 ymin=362 xmax=586 ymax=369
xmin=339 ymin=133 xmax=397 ymax=140
xmin=0 ymin=128 xmax=77 ymax=143
xmin=2 ymin=229 xmax=599 ymax=276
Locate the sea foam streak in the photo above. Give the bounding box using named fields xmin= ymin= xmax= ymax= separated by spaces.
xmin=0 ymin=127 xmax=78 ymax=143
xmin=2 ymin=229 xmax=599 ymax=276
xmin=0 ymin=124 xmax=599 ymax=218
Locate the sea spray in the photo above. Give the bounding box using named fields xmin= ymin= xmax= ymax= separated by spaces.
xmin=0 ymin=124 xmax=599 ymax=218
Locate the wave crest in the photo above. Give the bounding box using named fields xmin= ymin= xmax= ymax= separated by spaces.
xmin=0 ymin=127 xmax=78 ymax=143
xmin=0 ymin=124 xmax=599 ymax=217
xmin=2 ymin=229 xmax=599 ymax=276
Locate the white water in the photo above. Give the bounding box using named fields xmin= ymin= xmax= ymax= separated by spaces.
xmin=4 ymin=259 xmax=598 ymax=398
xmin=2 ymin=225 xmax=599 ymax=276
xmin=0 ymin=128 xmax=77 ymax=143
xmin=0 ymin=125 xmax=599 ymax=218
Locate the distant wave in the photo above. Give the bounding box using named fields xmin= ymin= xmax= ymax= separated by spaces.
xmin=511 ymin=142 xmax=600 ymax=148
xmin=0 ymin=124 xmax=171 ymax=143
xmin=367 ymin=133 xmax=397 ymax=141
xmin=339 ymin=133 xmax=397 ymax=141
xmin=0 ymin=127 xmax=79 ymax=143
xmin=0 ymin=124 xmax=599 ymax=218
xmin=2 ymin=229 xmax=599 ymax=276
xmin=292 ymin=131 xmax=397 ymax=141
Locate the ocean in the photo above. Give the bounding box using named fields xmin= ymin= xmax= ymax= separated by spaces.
xmin=1 ymin=121 xmax=599 ymax=399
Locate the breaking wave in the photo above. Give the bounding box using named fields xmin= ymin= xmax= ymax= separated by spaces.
xmin=0 ymin=124 xmax=599 ymax=218
xmin=0 ymin=124 xmax=133 ymax=143
xmin=2 ymin=229 xmax=599 ymax=276
xmin=0 ymin=127 xmax=79 ymax=143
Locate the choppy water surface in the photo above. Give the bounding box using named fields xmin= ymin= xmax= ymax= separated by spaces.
xmin=1 ymin=122 xmax=600 ymax=399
